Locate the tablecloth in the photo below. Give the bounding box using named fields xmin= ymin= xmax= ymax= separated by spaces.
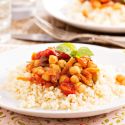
xmin=0 ymin=107 xmax=124 ymax=125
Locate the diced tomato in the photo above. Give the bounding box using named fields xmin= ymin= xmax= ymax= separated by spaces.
xmin=32 ymin=48 xmax=70 ymax=62
xmin=100 ymin=0 xmax=109 ymax=4
xmin=45 ymin=82 xmax=52 ymax=88
xmin=34 ymin=74 xmax=42 ymax=83
xmin=51 ymin=76 xmax=57 ymax=84
xmin=80 ymin=0 xmax=84 ymax=3
xmin=63 ymin=77 xmax=70 ymax=83
xmin=32 ymin=53 xmax=37 ymax=60
xmin=40 ymin=49 xmax=57 ymax=58
xmin=59 ymin=52 xmax=70 ymax=59
xmin=32 ymin=49 xmax=57 ymax=60
xmin=56 ymin=51 xmax=70 ymax=60
xmin=32 ymin=52 xmax=41 ymax=60
xmin=60 ymin=82 xmax=75 ymax=95
xmin=43 ymin=49 xmax=57 ymax=57
xmin=28 ymin=74 xmax=45 ymax=84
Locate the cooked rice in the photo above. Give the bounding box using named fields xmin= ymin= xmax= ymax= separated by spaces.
xmin=4 ymin=64 xmax=125 ymax=111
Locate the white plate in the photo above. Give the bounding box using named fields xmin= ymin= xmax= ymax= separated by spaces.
xmin=41 ymin=0 xmax=125 ymax=33
xmin=0 ymin=43 xmax=125 ymax=118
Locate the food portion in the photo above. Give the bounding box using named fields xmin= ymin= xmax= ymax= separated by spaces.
xmin=80 ymin=0 xmax=125 ymax=9
xmin=17 ymin=43 xmax=98 ymax=96
xmin=5 ymin=43 xmax=125 ymax=110
xmin=64 ymin=0 xmax=125 ymax=25
xmin=79 ymin=0 xmax=125 ymax=25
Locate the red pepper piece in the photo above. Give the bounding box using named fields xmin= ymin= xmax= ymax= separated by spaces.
xmin=60 ymin=82 xmax=75 ymax=96
xmin=60 ymin=52 xmax=70 ymax=59
xmin=43 ymin=49 xmax=57 ymax=57
xmin=32 ymin=52 xmax=41 ymax=60
xmin=32 ymin=49 xmax=57 ymax=60
xmin=57 ymin=51 xmax=70 ymax=59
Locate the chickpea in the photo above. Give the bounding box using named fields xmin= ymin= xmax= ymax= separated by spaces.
xmin=58 ymin=60 xmax=66 ymax=68
xmin=42 ymin=73 xmax=50 ymax=81
xmin=44 ymin=67 xmax=50 ymax=71
xmin=26 ymin=63 xmax=33 ymax=72
xmin=49 ymin=55 xmax=58 ymax=64
xmin=69 ymin=66 xmax=81 ymax=75
xmin=74 ymin=63 xmax=82 ymax=71
xmin=116 ymin=75 xmax=125 ymax=83
xmin=50 ymin=64 xmax=61 ymax=73
xmin=91 ymin=0 xmax=101 ymax=9
xmin=74 ymin=63 xmax=82 ymax=67
xmin=75 ymin=82 xmax=82 ymax=88
xmin=77 ymin=83 xmax=86 ymax=93
xmin=70 ymin=75 xmax=79 ymax=83
xmin=33 ymin=60 xmax=40 ymax=67
xmin=59 ymin=75 xmax=69 ymax=83
xmin=88 ymin=61 xmax=97 ymax=68
xmin=32 ymin=67 xmax=44 ymax=75
xmin=122 ymin=79 xmax=125 ymax=85
xmin=116 ymin=75 xmax=125 ymax=85
xmin=113 ymin=3 xmax=121 ymax=10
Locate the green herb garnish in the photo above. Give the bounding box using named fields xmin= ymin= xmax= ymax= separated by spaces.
xmin=56 ymin=43 xmax=94 ymax=57
xmin=56 ymin=43 xmax=77 ymax=56
xmin=76 ymin=47 xmax=94 ymax=57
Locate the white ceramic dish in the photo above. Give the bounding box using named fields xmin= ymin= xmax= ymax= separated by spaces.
xmin=41 ymin=0 xmax=125 ymax=33
xmin=0 ymin=43 xmax=125 ymax=118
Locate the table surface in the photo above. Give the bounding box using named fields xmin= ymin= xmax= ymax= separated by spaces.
xmin=0 ymin=2 xmax=125 ymax=125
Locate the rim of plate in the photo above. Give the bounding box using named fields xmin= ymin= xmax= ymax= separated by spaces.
xmin=0 ymin=99 xmax=124 ymax=116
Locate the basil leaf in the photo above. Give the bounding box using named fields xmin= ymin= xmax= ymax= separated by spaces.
xmin=56 ymin=43 xmax=77 ymax=56
xmin=56 ymin=43 xmax=94 ymax=58
xmin=56 ymin=45 xmax=71 ymax=55
xmin=76 ymin=47 xmax=94 ymax=57
xmin=62 ymin=43 xmax=77 ymax=51
xmin=71 ymin=50 xmax=77 ymax=57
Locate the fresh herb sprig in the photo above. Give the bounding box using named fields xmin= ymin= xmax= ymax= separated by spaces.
xmin=56 ymin=43 xmax=94 ymax=58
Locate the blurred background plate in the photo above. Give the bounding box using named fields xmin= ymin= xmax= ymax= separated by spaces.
xmin=41 ymin=0 xmax=125 ymax=33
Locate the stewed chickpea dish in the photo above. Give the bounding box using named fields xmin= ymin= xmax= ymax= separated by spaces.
xmin=18 ymin=43 xmax=99 ymax=95
xmin=80 ymin=0 xmax=125 ymax=9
